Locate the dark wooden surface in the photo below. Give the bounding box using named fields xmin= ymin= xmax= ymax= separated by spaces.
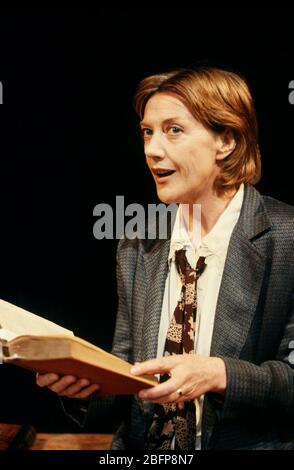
xmin=31 ymin=433 xmax=113 ymax=450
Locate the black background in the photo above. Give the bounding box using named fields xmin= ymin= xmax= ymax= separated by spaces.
xmin=0 ymin=7 xmax=293 ymax=431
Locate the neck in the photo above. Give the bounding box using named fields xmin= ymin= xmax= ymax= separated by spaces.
xmin=184 ymin=187 xmax=238 ymax=242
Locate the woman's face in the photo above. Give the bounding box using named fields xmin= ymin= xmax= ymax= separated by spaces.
xmin=141 ymin=92 xmax=230 ymax=204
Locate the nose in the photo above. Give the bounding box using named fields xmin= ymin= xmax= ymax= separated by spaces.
xmin=144 ymin=132 xmax=165 ymax=161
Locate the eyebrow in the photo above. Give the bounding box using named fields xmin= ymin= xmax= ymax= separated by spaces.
xmin=140 ymin=117 xmax=185 ymax=128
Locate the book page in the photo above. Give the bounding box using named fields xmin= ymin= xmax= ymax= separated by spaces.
xmin=0 ymin=299 xmax=73 ymax=340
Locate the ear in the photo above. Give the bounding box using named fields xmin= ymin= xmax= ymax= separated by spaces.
xmin=215 ymin=129 xmax=236 ymax=161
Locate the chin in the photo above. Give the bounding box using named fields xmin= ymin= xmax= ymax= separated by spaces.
xmin=156 ymin=189 xmax=179 ymax=205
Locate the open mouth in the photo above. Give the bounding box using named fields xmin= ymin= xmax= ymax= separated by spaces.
xmin=153 ymin=169 xmax=176 ymax=178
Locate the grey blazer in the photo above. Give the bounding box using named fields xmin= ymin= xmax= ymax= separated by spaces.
xmin=86 ymin=183 xmax=294 ymax=450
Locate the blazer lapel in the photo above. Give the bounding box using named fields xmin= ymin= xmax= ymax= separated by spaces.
xmin=210 ymin=184 xmax=272 ymax=358
xmin=210 ymin=228 xmax=268 ymax=358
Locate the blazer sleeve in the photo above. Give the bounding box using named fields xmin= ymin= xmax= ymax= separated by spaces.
xmin=220 ymin=289 xmax=294 ymax=422
xmin=110 ymin=237 xmax=138 ymax=362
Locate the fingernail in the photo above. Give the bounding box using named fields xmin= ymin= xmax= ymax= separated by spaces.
xmin=130 ymin=366 xmax=139 ymax=374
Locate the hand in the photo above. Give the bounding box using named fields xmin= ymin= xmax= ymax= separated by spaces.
xmin=36 ymin=373 xmax=100 ymax=399
xmin=130 ymin=354 xmax=226 ymax=404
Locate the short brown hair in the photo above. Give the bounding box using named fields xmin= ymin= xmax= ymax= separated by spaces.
xmin=134 ymin=67 xmax=261 ymax=193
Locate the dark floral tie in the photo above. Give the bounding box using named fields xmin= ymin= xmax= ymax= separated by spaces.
xmin=147 ymin=249 xmax=206 ymax=450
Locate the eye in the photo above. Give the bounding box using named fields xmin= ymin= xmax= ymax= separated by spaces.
xmin=168 ymin=126 xmax=183 ymax=135
xmin=140 ymin=128 xmax=153 ymax=139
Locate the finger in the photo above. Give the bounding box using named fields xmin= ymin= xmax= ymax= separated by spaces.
xmin=147 ymin=385 xmax=199 ymax=404
xmin=150 ymin=391 xmax=187 ymax=404
xmin=68 ymin=384 xmax=100 ymax=400
xmin=36 ymin=373 xmax=60 ymax=387
xmin=58 ymin=378 xmax=91 ymax=397
xmin=131 ymin=357 xmax=175 ymax=376
xmin=49 ymin=375 xmax=78 ymax=394
xmin=138 ymin=378 xmax=180 ymax=401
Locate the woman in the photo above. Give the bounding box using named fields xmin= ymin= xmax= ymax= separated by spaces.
xmin=37 ymin=67 xmax=294 ymax=450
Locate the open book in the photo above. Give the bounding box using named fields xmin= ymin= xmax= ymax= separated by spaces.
xmin=0 ymin=299 xmax=157 ymax=394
